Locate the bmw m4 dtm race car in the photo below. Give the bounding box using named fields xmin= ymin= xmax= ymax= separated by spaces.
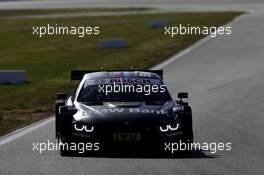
xmin=55 ymin=70 xmax=193 ymax=155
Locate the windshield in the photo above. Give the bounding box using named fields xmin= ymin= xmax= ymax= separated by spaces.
xmin=77 ymin=78 xmax=172 ymax=104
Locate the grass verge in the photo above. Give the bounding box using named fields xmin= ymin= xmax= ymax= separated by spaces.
xmin=0 ymin=7 xmax=153 ymax=17
xmin=0 ymin=10 xmax=242 ymax=136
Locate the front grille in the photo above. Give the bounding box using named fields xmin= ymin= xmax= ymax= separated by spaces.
xmin=94 ymin=122 xmax=159 ymax=142
xmin=96 ymin=121 xmax=155 ymax=132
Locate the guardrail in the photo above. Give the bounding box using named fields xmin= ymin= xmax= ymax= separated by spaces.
xmin=98 ymin=39 xmax=128 ymax=49
xmin=0 ymin=70 xmax=27 ymax=84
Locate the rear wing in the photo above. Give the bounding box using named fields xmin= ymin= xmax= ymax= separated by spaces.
xmin=71 ymin=70 xmax=163 ymax=81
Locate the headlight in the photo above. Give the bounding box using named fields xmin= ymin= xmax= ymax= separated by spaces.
xmin=168 ymin=123 xmax=179 ymax=131
xmin=84 ymin=126 xmax=94 ymax=132
xmin=74 ymin=123 xmax=85 ymax=131
xmin=159 ymin=123 xmax=180 ymax=132
xmin=160 ymin=125 xmax=169 ymax=132
xmin=74 ymin=124 xmax=94 ymax=132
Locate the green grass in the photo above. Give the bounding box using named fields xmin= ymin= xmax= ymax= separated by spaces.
xmin=0 ymin=7 xmax=153 ymax=17
xmin=0 ymin=11 xmax=242 ymax=136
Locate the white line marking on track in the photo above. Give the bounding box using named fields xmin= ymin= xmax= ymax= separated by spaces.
xmin=0 ymin=117 xmax=54 ymax=146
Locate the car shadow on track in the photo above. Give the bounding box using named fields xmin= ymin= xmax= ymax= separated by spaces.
xmin=61 ymin=149 xmax=219 ymax=159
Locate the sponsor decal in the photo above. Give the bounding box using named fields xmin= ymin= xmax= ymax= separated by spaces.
xmin=84 ymin=78 xmax=161 ymax=86
xmin=83 ymin=108 xmax=167 ymax=115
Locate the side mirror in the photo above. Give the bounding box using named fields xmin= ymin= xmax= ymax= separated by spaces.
xmin=56 ymin=93 xmax=67 ymax=100
xmin=178 ymin=92 xmax=188 ymax=99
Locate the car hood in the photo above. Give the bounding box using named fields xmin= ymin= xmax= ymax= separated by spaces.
xmin=73 ymin=101 xmax=176 ymax=124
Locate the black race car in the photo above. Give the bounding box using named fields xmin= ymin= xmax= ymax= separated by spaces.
xmin=55 ymin=70 xmax=193 ymax=155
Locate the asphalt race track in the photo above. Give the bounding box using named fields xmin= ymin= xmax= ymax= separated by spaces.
xmin=0 ymin=0 xmax=264 ymax=175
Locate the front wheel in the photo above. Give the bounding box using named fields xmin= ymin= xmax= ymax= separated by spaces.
xmin=57 ymin=137 xmax=72 ymax=156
